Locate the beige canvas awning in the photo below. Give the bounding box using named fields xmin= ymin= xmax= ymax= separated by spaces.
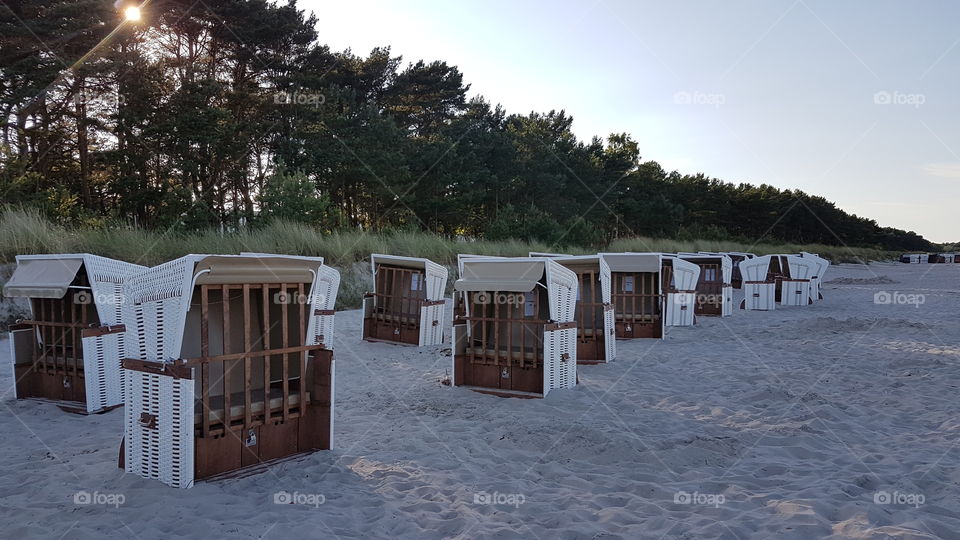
xmin=601 ymin=253 xmax=660 ymax=273
xmin=193 ymin=256 xmax=319 ymax=285
xmin=3 ymin=257 xmax=84 ymax=298
xmin=454 ymin=260 xmax=545 ymax=292
xmin=371 ymin=254 xmax=427 ymax=271
xmin=553 ymin=255 xmax=601 ymax=271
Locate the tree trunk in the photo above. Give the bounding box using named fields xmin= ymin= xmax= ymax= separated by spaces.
xmin=75 ymin=76 xmax=92 ymax=207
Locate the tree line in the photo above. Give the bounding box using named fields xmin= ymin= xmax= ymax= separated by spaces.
xmin=0 ymin=0 xmax=934 ymax=251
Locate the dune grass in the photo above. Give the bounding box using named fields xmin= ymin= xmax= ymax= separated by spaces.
xmin=0 ymin=206 xmax=900 ymax=312
xmin=0 ymin=207 xmax=897 ymax=268
xmin=0 ymin=206 xmax=899 ymax=313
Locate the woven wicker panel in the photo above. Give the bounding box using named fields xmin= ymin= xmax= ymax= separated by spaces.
xmin=418 ymin=303 xmax=445 ymax=346
xmin=307 ymin=265 xmax=339 ymax=349
xmin=720 ymin=256 xmax=733 ymax=285
xmin=665 ymin=292 xmax=695 ymax=326
xmin=72 ymin=256 xmax=145 ymax=412
xmin=743 ymin=283 xmax=776 ymax=311
xmin=785 ymin=256 xmax=814 ymax=280
xmin=780 ymin=281 xmax=811 ymax=306
xmin=424 ymin=260 xmax=448 ymax=302
xmin=722 ymin=285 xmax=734 ymax=316
xmin=80 ymin=331 xmax=125 ymax=413
xmin=809 ymin=277 xmax=821 ymax=303
xmin=450 ymin=324 xmax=460 ymax=386
xmin=545 ymin=261 xmax=578 ymax=323
xmin=124 ymin=369 xmax=195 ymax=488
xmin=603 ymin=307 xmax=616 ymax=362
xmin=671 ymin=259 xmax=700 ymax=292
xmin=543 ymin=260 xmax=578 ymax=395
xmin=122 ymin=256 xmax=199 ymax=363
xmin=738 ymin=256 xmax=772 ymax=283
xmin=543 ymin=327 xmax=577 ymax=395
xmin=599 ymin=258 xmax=613 ymax=304
xmin=83 ymin=255 xmax=146 ymax=325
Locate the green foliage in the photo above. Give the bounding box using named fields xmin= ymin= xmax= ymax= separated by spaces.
xmin=257 ymin=168 xmax=336 ymax=228
xmin=0 ymin=0 xmax=935 ymax=252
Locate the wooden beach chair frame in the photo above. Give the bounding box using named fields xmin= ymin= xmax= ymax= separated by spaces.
xmin=4 ymin=254 xmax=144 ymax=414
xmin=362 ymin=254 xmax=447 ymax=346
xmin=119 ymin=254 xmax=339 ymax=488
xmin=528 ymin=252 xmax=616 ymax=364
xmin=451 ymin=258 xmax=577 ymax=398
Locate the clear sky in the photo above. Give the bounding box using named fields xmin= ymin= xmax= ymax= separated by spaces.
xmin=306 ymin=0 xmax=959 ymax=243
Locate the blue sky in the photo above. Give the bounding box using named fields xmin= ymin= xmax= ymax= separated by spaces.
xmin=308 ymin=0 xmax=959 ymax=243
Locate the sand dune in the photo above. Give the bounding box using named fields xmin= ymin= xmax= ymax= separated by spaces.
xmin=0 ymin=262 xmax=958 ymax=539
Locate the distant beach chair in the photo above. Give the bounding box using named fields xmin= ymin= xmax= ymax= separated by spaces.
xmin=770 ymin=255 xmax=815 ymax=306
xmin=4 ymin=254 xmax=144 ymax=414
xmin=600 ymin=253 xmax=665 ymax=339
xmin=528 ymin=253 xmax=616 ymax=364
xmin=800 ymin=252 xmax=829 ymax=302
xmin=899 ymin=253 xmax=922 ymax=264
xmin=119 ymin=254 xmax=339 ymax=488
xmin=362 ymin=254 xmax=447 ymax=346
xmin=451 ymin=257 xmax=577 ymax=398
xmin=739 ymin=255 xmax=776 ymax=311
xmin=723 ymin=252 xmax=756 ymax=289
xmin=679 ymin=252 xmax=734 ymax=317
xmin=661 ymin=255 xmax=701 ymax=327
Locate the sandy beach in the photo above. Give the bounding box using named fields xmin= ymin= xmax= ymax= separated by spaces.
xmin=0 ymin=261 xmax=957 ymax=539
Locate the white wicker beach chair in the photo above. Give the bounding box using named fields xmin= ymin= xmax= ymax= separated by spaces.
xmin=529 ymin=254 xmax=616 ymax=363
xmin=120 ymin=254 xmax=339 ymax=488
xmin=363 ymin=254 xmax=448 ymax=346
xmin=663 ymin=255 xmax=700 ymax=327
xmin=4 ymin=254 xmax=145 ymax=413
xmin=777 ymin=255 xmax=815 ymax=306
xmin=680 ymin=252 xmax=734 ymax=317
xmin=599 ymin=253 xmax=666 ymax=339
xmin=739 ymin=255 xmax=776 ymax=311
xmin=800 ymin=252 xmax=829 ymax=302
xmin=451 ymin=257 xmax=578 ymax=398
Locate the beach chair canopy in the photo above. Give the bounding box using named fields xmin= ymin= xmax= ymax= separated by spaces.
xmin=738 ymin=255 xmax=773 ymax=282
xmin=3 ymin=256 xmax=84 ymax=299
xmin=599 ymin=253 xmax=661 ymax=273
xmin=527 ymin=251 xmax=572 ymax=257
xmin=370 ymin=253 xmax=447 ymax=302
xmin=455 ymin=259 xmax=548 ymax=293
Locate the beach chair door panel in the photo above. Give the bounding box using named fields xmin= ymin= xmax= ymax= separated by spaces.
xmin=124 ymin=369 xmax=195 ymax=489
